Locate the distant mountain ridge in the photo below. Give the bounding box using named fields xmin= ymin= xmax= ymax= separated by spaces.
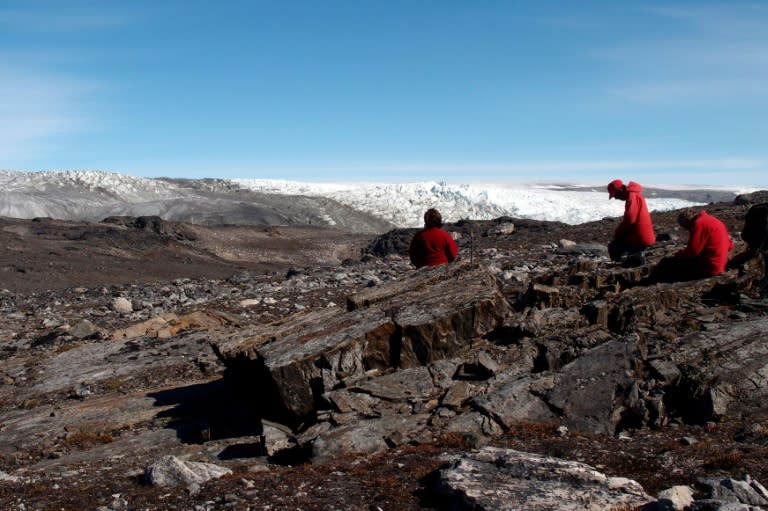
xmin=0 ymin=170 xmax=739 ymax=232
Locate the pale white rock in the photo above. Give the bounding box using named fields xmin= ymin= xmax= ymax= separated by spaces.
xmin=145 ymin=455 xmax=231 ymax=494
xmin=436 ymin=447 xmax=652 ymax=510
xmin=111 ymin=297 xmax=133 ymax=314
xmin=657 ymin=485 xmax=695 ymax=510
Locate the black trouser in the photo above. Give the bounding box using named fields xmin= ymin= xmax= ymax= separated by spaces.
xmin=608 ymin=238 xmax=647 ymax=262
xmin=647 ymin=256 xmax=710 ymax=283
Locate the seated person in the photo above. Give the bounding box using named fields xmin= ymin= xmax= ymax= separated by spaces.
xmin=408 ymin=208 xmax=458 ymax=269
xmin=606 ymin=179 xmax=656 ymax=261
xmin=649 ymin=209 xmax=734 ymax=283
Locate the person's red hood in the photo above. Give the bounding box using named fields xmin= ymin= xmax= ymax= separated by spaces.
xmin=626 ymin=181 xmax=643 ymax=194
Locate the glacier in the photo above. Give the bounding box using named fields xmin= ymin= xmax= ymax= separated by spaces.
xmin=0 ymin=170 xmax=746 ymax=230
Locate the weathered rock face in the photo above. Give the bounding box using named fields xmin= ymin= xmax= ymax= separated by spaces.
xmin=209 ymin=262 xmax=511 ymax=427
xmin=202 ymin=235 xmax=768 ymax=473
xmin=203 ymin=230 xmax=768 ymax=465
xmin=665 ymin=316 xmax=768 ymax=423
xmin=547 ymin=334 xmax=647 ymax=435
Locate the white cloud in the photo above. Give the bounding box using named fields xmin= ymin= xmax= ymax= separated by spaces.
xmin=0 ymin=67 xmax=98 ymax=161
xmin=643 ymin=4 xmax=768 ymax=34
xmin=609 ymin=79 xmax=766 ymax=104
xmin=0 ymin=6 xmax=126 ymax=32
xmin=596 ymin=4 xmax=768 ymax=105
xmin=0 ymin=3 xmax=121 ymax=164
xmin=287 ymin=158 xmax=767 ymax=173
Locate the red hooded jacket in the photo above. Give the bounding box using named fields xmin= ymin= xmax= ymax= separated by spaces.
xmin=614 ymin=181 xmax=656 ymax=249
xmin=409 ymin=227 xmax=458 ymax=268
xmin=677 ymin=211 xmax=734 ymax=276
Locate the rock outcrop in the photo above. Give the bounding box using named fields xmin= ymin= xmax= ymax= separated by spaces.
xmin=206 ymin=246 xmax=768 ymax=471
xmin=209 ymin=261 xmax=510 ymax=427
xmin=1 ymin=194 xmax=767 ymax=509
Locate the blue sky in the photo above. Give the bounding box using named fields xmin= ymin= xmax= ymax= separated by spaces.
xmin=1 ymin=1 xmax=766 ymax=187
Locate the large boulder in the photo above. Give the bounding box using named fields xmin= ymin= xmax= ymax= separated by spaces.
xmin=209 ymin=262 xmax=511 ymax=427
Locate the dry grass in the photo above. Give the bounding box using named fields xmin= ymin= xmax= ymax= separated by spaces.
xmin=54 ymin=342 xmax=79 ymax=354
xmin=102 ymin=377 xmax=125 ymax=391
xmin=435 ymin=431 xmax=478 ymax=449
xmin=608 ymin=505 xmax=643 ymax=511
xmin=63 ymin=429 xmax=114 ymax=448
xmin=18 ymin=398 xmax=40 ymax=410
xmin=704 ymin=450 xmax=743 ymax=470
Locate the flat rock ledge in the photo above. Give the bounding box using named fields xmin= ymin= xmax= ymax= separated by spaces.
xmin=435 ymin=448 xmax=768 ymax=510
xmin=435 ymin=446 xmax=652 ymax=510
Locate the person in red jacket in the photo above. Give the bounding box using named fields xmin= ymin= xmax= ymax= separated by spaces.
xmin=649 ymin=209 xmax=734 ymax=283
xmin=408 ymin=208 xmax=458 ymax=269
xmin=607 ymin=179 xmax=656 ymax=262
xmin=675 ymin=209 xmax=734 ymax=276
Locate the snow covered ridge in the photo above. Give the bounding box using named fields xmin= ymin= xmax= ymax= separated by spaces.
xmin=0 ymin=170 xmax=735 ymax=228
xmin=0 ymin=169 xmax=179 ymax=200
xmin=233 ymin=179 xmax=707 ymax=227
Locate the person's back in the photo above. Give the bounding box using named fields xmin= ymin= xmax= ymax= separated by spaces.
xmin=647 ymin=209 xmax=733 ymax=283
xmin=617 ymin=181 xmax=656 ymax=247
xmin=409 ymin=208 xmax=458 ymax=269
xmin=607 ymin=179 xmax=656 ymax=261
xmin=677 ymin=210 xmax=733 ymax=276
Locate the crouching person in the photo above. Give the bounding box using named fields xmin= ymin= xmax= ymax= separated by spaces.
xmin=649 ymin=209 xmax=733 ymax=283
xmin=606 ymin=179 xmax=656 ymax=262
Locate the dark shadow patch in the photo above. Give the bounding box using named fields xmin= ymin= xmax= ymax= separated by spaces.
xmin=217 ymin=442 xmax=265 ymax=460
xmin=415 ymin=463 xmax=456 ymax=510
xmin=148 ymin=378 xmax=262 ymax=444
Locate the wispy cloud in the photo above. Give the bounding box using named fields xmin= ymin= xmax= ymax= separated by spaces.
xmin=0 ymin=3 xmax=120 ymax=165
xmin=0 ymin=67 xmax=98 ymax=162
xmin=609 ymin=79 xmax=766 ymax=104
xmin=229 ymin=158 xmax=767 ymax=182
xmin=643 ymin=4 xmax=768 ymax=34
xmin=0 ymin=6 xmax=127 ymax=32
xmin=598 ymin=3 xmax=768 ymax=105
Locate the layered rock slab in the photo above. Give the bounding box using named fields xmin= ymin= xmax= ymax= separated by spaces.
xmin=667 ymin=315 xmax=768 ymax=422
xmin=209 ymin=262 xmax=510 ymax=426
xmin=435 ymin=446 xmax=652 ymax=510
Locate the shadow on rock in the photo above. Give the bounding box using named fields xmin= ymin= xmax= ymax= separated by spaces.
xmin=148 ymin=378 xmax=261 ymax=444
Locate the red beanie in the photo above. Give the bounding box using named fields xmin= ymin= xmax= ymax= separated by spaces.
xmin=607 ymin=179 xmax=623 ymax=199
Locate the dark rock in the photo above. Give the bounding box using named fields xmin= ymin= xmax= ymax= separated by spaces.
xmin=210 ymin=262 xmax=510 ymax=427
xmin=547 ymin=334 xmax=646 ymax=435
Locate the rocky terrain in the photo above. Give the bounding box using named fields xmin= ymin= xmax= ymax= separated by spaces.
xmin=0 ymin=191 xmax=767 ymax=510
